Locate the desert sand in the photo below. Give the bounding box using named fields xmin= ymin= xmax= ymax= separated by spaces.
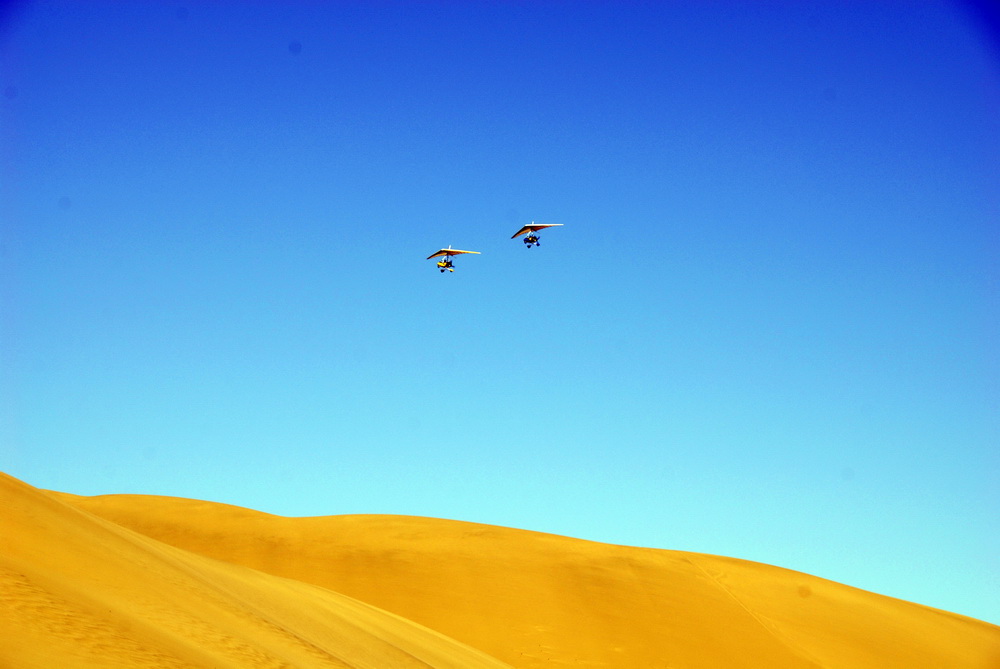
xmin=3 ymin=471 xmax=998 ymax=668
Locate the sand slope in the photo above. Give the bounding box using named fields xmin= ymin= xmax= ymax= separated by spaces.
xmin=4 ymin=472 xmax=998 ymax=668
xmin=0 ymin=472 xmax=510 ymax=668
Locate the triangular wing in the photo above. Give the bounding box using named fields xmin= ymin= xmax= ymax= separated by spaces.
xmin=511 ymin=223 xmax=564 ymax=238
xmin=426 ymin=248 xmax=482 ymax=259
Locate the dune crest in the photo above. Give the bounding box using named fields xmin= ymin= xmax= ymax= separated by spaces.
xmin=4 ymin=472 xmax=998 ymax=668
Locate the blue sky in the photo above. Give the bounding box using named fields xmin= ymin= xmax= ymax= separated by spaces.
xmin=2 ymin=1 xmax=998 ymax=624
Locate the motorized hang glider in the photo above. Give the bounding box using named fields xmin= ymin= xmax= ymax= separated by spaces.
xmin=426 ymin=246 xmax=481 ymax=273
xmin=511 ymin=222 xmax=563 ymax=248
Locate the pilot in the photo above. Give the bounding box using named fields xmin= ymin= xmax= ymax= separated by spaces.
xmin=524 ymin=234 xmax=539 ymax=246
xmin=437 ymin=259 xmax=454 ymax=272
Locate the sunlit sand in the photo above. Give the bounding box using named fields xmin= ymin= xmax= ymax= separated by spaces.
xmin=3 ymin=471 xmax=998 ymax=668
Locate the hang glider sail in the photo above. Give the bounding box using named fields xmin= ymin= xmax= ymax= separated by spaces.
xmin=511 ymin=222 xmax=563 ymax=248
xmin=426 ymin=245 xmax=481 ymax=273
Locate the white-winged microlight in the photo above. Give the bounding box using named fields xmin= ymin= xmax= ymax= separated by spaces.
xmin=511 ymin=222 xmax=563 ymax=248
xmin=426 ymin=245 xmax=481 ymax=273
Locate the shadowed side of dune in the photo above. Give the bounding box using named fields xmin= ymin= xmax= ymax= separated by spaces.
xmin=1 ymin=473 xmax=512 ymax=669
xmin=57 ymin=489 xmax=1000 ymax=669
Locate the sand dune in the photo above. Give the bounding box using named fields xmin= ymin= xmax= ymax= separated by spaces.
xmin=1 ymin=472 xmax=510 ymax=668
xmin=3 ymin=472 xmax=998 ymax=668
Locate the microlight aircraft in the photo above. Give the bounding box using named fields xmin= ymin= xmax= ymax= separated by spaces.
xmin=426 ymin=246 xmax=481 ymax=273
xmin=512 ymin=222 xmax=563 ymax=248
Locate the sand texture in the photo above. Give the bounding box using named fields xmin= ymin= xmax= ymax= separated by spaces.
xmin=3 ymin=472 xmax=998 ymax=668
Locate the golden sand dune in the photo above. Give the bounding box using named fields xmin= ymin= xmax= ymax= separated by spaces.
xmin=3 ymin=472 xmax=998 ymax=668
xmin=1 ymin=472 xmax=510 ymax=669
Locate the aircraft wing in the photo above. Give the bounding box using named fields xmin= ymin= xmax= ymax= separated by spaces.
xmin=426 ymin=248 xmax=482 ymax=259
xmin=511 ymin=223 xmax=563 ymax=238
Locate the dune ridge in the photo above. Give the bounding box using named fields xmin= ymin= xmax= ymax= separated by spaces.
xmin=3 ymin=471 xmax=998 ymax=668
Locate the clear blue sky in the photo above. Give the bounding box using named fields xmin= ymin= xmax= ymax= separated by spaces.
xmin=2 ymin=1 xmax=997 ymax=624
